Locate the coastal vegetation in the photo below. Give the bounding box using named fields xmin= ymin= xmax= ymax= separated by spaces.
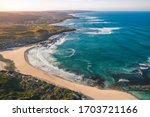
xmin=0 ymin=70 xmax=86 ymax=100
xmin=0 ymin=25 xmax=75 ymax=50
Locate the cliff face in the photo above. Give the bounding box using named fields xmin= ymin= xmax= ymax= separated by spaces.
xmin=0 ymin=71 xmax=86 ymax=100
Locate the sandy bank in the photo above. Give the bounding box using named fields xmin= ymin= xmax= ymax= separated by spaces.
xmin=0 ymin=46 xmax=137 ymax=100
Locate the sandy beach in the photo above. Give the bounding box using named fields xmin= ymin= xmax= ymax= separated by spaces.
xmin=0 ymin=46 xmax=137 ymax=100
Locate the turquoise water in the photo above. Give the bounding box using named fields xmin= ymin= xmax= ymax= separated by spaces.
xmin=130 ymin=91 xmax=150 ymax=100
xmin=52 ymin=12 xmax=150 ymax=89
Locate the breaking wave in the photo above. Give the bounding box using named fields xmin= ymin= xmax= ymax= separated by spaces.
xmin=26 ymin=34 xmax=86 ymax=84
xmin=85 ymin=27 xmax=121 ymax=35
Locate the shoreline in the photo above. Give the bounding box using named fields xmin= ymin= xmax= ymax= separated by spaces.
xmin=0 ymin=12 xmax=138 ymax=100
xmin=26 ymin=33 xmax=86 ymax=84
xmin=0 ymin=45 xmax=137 ymax=100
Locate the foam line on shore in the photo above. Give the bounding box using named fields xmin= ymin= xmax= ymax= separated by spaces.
xmin=27 ymin=33 xmax=85 ymax=84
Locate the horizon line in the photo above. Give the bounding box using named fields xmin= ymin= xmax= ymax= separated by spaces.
xmin=0 ymin=10 xmax=150 ymax=12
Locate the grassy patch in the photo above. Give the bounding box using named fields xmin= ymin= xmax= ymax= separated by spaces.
xmin=0 ymin=25 xmax=74 ymax=50
xmin=0 ymin=25 xmax=66 ymax=40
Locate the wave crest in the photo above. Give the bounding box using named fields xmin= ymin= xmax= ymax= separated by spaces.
xmin=85 ymin=27 xmax=121 ymax=35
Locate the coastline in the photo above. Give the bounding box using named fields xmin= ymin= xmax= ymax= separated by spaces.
xmin=26 ymin=33 xmax=85 ymax=84
xmin=0 ymin=45 xmax=137 ymax=100
xmin=0 ymin=12 xmax=141 ymax=100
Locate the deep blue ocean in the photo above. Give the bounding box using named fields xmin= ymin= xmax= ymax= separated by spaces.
xmin=51 ymin=12 xmax=150 ymax=98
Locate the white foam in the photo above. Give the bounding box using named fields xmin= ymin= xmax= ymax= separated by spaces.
xmin=65 ymin=48 xmax=76 ymax=58
xmin=138 ymin=58 xmax=150 ymax=70
xmin=118 ymin=79 xmax=130 ymax=83
xmin=88 ymin=21 xmax=110 ymax=24
xmin=47 ymin=35 xmax=67 ymax=54
xmin=139 ymin=63 xmax=148 ymax=67
xmin=88 ymin=19 xmax=104 ymax=22
xmin=85 ymin=27 xmax=121 ymax=35
xmin=84 ymin=16 xmax=97 ymax=20
xmin=27 ymin=35 xmax=86 ymax=84
xmin=140 ymin=66 xmax=149 ymax=70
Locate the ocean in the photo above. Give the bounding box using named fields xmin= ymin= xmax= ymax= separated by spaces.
xmin=28 ymin=12 xmax=150 ymax=99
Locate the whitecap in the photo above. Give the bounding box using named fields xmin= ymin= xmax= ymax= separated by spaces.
xmin=88 ymin=21 xmax=110 ymax=24
xmin=88 ymin=19 xmax=104 ymax=22
xmin=118 ymin=79 xmax=130 ymax=83
xmin=85 ymin=27 xmax=121 ymax=35
xmin=139 ymin=63 xmax=148 ymax=67
xmin=84 ymin=16 xmax=98 ymax=20
xmin=139 ymin=61 xmax=150 ymax=70
xmin=139 ymin=66 xmax=149 ymax=70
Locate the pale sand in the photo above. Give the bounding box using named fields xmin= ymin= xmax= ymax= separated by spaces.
xmin=0 ymin=47 xmax=137 ymax=100
xmin=0 ymin=61 xmax=6 ymax=71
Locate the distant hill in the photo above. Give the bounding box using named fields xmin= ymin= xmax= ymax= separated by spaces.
xmin=0 ymin=11 xmax=74 ymax=25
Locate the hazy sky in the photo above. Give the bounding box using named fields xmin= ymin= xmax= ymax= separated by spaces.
xmin=0 ymin=0 xmax=150 ymax=11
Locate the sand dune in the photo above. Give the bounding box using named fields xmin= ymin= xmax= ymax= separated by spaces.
xmin=0 ymin=46 xmax=137 ymax=100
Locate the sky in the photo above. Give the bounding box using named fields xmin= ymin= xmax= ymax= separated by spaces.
xmin=0 ymin=0 xmax=150 ymax=11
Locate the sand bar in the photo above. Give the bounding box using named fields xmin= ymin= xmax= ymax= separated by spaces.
xmin=0 ymin=46 xmax=137 ymax=100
